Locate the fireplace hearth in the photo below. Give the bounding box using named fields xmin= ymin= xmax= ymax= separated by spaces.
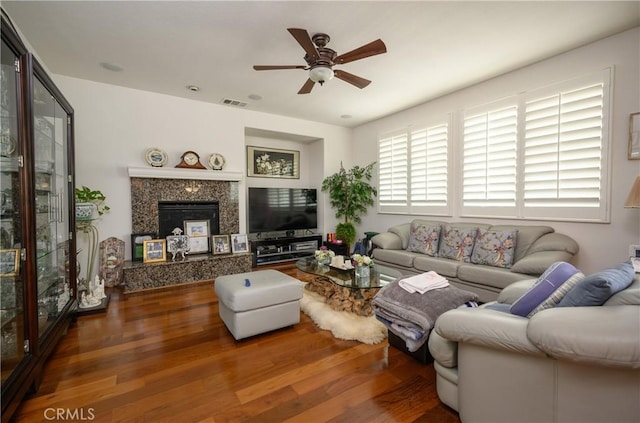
xmin=125 ymin=173 xmax=250 ymax=294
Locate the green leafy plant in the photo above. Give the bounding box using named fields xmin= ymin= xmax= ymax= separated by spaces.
xmin=321 ymin=162 xmax=377 ymax=249
xmin=75 ymin=185 xmax=110 ymax=216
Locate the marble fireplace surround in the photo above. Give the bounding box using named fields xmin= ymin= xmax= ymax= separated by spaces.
xmin=123 ymin=167 xmax=251 ymax=294
xmin=129 ymin=167 xmax=242 ymax=235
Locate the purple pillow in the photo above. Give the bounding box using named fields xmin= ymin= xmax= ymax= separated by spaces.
xmin=510 ymin=262 xmax=580 ymax=317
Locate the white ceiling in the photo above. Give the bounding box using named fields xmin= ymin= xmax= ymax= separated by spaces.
xmin=3 ymin=1 xmax=640 ymax=128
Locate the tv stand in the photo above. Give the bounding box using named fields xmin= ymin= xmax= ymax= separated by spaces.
xmin=251 ymin=234 xmax=322 ymax=267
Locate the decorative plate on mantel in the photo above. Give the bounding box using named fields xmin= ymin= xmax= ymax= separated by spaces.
xmin=208 ymin=153 xmax=225 ymax=170
xmin=145 ymin=148 xmax=168 ymax=167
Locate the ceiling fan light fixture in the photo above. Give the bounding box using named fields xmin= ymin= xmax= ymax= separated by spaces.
xmin=309 ymin=66 xmax=334 ymax=85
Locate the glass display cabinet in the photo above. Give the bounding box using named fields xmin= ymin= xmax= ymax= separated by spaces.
xmin=1 ymin=12 xmax=77 ymax=421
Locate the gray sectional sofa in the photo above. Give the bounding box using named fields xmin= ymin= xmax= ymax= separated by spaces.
xmin=371 ymin=220 xmax=579 ymax=302
xmin=427 ymin=273 xmax=640 ymax=423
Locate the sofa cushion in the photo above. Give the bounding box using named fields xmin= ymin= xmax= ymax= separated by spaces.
xmin=371 ymin=248 xmax=419 ymax=268
xmin=490 ymin=225 xmax=554 ymax=263
xmin=470 ymin=228 xmax=517 ymax=268
xmin=510 ymin=262 xmax=582 ymax=317
xmin=407 ymin=221 xmax=441 ymax=256
xmin=558 ymin=261 xmax=635 ymax=307
xmin=371 ymin=232 xmax=403 ymax=250
xmin=604 ymin=277 xmax=640 ymax=306
xmin=388 ymin=223 xmax=411 ymax=249
xmin=413 ymin=255 xmax=460 ymax=278
xmin=438 ymin=225 xmax=478 ymax=263
xmin=457 ymin=264 xmax=532 ymax=291
xmin=510 ymin=250 xmax=575 ymax=275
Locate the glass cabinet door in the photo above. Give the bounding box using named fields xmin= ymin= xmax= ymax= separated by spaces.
xmin=0 ymin=36 xmax=25 ymax=385
xmin=32 ymin=75 xmax=72 ymax=338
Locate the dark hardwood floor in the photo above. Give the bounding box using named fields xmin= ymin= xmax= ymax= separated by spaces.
xmin=11 ymin=263 xmax=461 ymax=423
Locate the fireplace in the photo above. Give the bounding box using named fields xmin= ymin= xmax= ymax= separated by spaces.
xmin=124 ymin=172 xmax=251 ymax=294
xmin=130 ymin=177 xmax=239 ymax=235
xmin=158 ymin=201 xmax=219 ymax=238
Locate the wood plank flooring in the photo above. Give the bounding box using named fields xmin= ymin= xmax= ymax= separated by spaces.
xmin=11 ymin=263 xmax=461 ymax=423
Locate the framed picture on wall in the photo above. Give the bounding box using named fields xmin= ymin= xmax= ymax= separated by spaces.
xmin=230 ymin=233 xmax=249 ymax=253
xmin=247 ymin=146 xmax=300 ymax=179
xmin=629 ymin=112 xmax=640 ymax=160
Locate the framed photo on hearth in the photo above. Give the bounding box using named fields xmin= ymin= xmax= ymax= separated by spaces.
xmin=184 ymin=219 xmax=210 ymax=254
xmin=184 ymin=220 xmax=210 ymax=238
xmin=142 ymin=239 xmax=166 ymax=263
xmin=131 ymin=233 xmax=156 ymax=262
xmin=231 ymin=233 xmax=249 ymax=254
xmin=212 ymin=234 xmax=231 ymax=255
xmin=247 ymin=145 xmax=299 ymax=179
xmin=188 ymin=235 xmax=209 ymax=254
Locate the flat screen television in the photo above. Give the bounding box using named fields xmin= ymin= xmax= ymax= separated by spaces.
xmin=248 ymin=187 xmax=317 ymax=234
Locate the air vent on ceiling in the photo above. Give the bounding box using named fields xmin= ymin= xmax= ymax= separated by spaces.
xmin=221 ymin=98 xmax=248 ymax=108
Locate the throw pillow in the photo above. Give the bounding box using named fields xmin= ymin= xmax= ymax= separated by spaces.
xmin=526 ymin=271 xmax=584 ymax=317
xmin=557 ymin=261 xmax=635 ymax=307
xmin=407 ymin=222 xmax=441 ymax=256
xmin=438 ymin=225 xmax=477 ymax=262
xmin=470 ymin=229 xmax=518 ymax=268
xmin=510 ymin=261 xmax=582 ymax=317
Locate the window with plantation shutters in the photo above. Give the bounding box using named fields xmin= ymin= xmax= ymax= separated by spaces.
xmin=377 ymin=68 xmax=610 ymax=222
xmin=378 ymin=121 xmax=450 ymax=215
xmin=523 ymin=81 xmax=606 ymax=217
xmin=378 ymin=131 xmax=408 ymax=211
xmin=462 ymin=105 xmax=518 ymax=211
xmin=410 ymin=125 xmax=448 ymax=208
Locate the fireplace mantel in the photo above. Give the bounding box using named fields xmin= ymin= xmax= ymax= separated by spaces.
xmin=128 ymin=166 xmax=243 ymax=181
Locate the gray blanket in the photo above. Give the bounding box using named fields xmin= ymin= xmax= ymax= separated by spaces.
xmin=373 ymin=279 xmax=478 ymax=352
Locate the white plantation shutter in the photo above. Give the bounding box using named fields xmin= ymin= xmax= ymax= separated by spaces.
xmin=378 ymin=131 xmax=408 ymax=212
xmin=524 ymin=85 xmax=603 ymax=206
xmin=462 ymin=104 xmax=518 ymax=214
xmin=410 ymin=125 xmax=448 ymax=208
xmin=377 ymin=69 xmax=610 ymax=222
xmin=378 ymin=121 xmax=450 ymax=215
xmin=522 ymin=70 xmax=609 ymax=221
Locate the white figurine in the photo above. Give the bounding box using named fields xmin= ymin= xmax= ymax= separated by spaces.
xmin=93 ymin=275 xmax=107 ymax=299
xmin=79 ymin=291 xmax=101 ymax=308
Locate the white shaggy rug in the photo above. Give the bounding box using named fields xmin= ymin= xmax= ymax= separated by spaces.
xmin=300 ymin=289 xmax=387 ymax=344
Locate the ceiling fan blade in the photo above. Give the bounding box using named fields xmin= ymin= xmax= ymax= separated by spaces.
xmin=253 ymin=65 xmax=306 ymax=71
xmin=298 ymin=78 xmax=315 ymax=94
xmin=334 ymin=70 xmax=371 ymax=89
xmin=287 ymin=28 xmax=319 ymax=60
xmin=334 ymin=39 xmax=387 ymax=64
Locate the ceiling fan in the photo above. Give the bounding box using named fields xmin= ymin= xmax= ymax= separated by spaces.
xmin=253 ymin=28 xmax=387 ymax=94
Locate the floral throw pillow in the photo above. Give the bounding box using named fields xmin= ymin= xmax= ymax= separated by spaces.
xmin=407 ymin=222 xmax=441 ymax=256
xmin=438 ymin=225 xmax=478 ymax=262
xmin=471 ymin=229 xmax=518 ymax=268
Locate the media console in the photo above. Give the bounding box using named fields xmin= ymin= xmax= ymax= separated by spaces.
xmin=251 ymin=234 xmax=322 ymax=266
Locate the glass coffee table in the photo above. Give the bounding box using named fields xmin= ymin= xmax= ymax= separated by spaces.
xmin=295 ymin=257 xmax=402 ymax=316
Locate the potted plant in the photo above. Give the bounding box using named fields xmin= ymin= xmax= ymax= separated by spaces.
xmin=321 ymin=162 xmax=377 ymax=251
xmin=75 ymin=185 xmax=110 ymax=220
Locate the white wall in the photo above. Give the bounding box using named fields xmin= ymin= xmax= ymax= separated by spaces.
xmin=353 ymin=27 xmax=640 ymax=274
xmin=52 ymin=75 xmax=352 ymax=263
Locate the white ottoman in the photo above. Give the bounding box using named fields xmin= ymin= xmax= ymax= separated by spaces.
xmin=214 ymin=269 xmax=303 ymax=340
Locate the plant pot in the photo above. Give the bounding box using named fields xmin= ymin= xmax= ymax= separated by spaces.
xmin=75 ymin=202 xmax=96 ymax=221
